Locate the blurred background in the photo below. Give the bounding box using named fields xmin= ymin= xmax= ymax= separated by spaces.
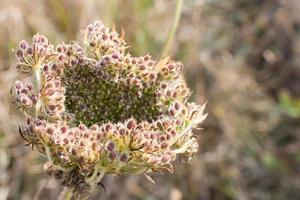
xmin=0 ymin=0 xmax=300 ymax=199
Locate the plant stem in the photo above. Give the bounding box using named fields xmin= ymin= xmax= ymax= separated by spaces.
xmin=65 ymin=188 xmax=73 ymax=200
xmin=58 ymin=187 xmax=72 ymax=200
xmin=161 ymin=0 xmax=183 ymax=58
xmin=33 ymin=63 xmax=43 ymax=116
xmin=94 ymin=170 xmax=106 ymax=184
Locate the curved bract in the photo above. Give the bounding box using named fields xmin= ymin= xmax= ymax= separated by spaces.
xmin=13 ymin=21 xmax=206 ymax=197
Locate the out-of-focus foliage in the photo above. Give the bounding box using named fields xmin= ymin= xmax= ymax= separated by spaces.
xmin=0 ymin=0 xmax=299 ymax=200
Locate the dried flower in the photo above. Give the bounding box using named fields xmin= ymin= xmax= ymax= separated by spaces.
xmin=13 ymin=21 xmax=206 ymax=198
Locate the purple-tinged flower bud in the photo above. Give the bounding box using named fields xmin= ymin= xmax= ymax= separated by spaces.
xmin=167 ymin=64 xmax=174 ymax=70
xmin=120 ymin=153 xmax=128 ymax=162
xmin=19 ymin=40 xmax=28 ymax=50
xmin=161 ymin=155 xmax=171 ymax=163
xmin=63 ymin=138 xmax=69 ymax=145
xmin=149 ymin=73 xmax=157 ymax=80
xmin=111 ymin=53 xmax=119 ymax=59
xmin=126 ymin=119 xmax=136 ymax=130
xmin=79 ymin=124 xmax=86 ymax=131
xmin=90 ymin=125 xmax=98 ymax=131
xmin=174 ymin=102 xmax=180 ymax=110
xmin=139 ymin=65 xmax=146 ymax=70
xmin=25 ymin=83 xmax=33 ymax=91
xmin=57 ymin=46 xmax=63 ymax=53
xmin=27 ymin=47 xmax=33 ymax=55
xmin=105 ymin=123 xmax=113 ymax=131
xmin=16 ymin=49 xmax=23 ymax=57
xmin=15 ymin=81 xmax=22 ymax=90
xmin=58 ymin=55 xmax=64 ymax=61
xmin=119 ymin=128 xmax=126 ymax=136
xmin=61 ymin=126 xmax=67 ymax=133
xmin=160 ymin=143 xmax=168 ymax=149
xmin=43 ymin=64 xmax=49 ymax=72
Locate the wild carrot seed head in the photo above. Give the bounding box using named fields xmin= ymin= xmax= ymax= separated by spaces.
xmin=13 ymin=21 xmax=207 ymax=190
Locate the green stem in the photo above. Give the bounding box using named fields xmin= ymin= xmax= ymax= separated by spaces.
xmin=45 ymin=145 xmax=53 ymax=162
xmin=161 ymin=0 xmax=183 ymax=58
xmin=65 ymin=188 xmax=73 ymax=200
xmin=58 ymin=187 xmax=73 ymax=200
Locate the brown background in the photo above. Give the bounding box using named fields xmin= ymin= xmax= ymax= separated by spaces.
xmin=0 ymin=0 xmax=299 ymax=199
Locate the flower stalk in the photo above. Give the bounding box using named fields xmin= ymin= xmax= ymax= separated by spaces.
xmin=33 ymin=64 xmax=42 ymax=116
xmin=161 ymin=0 xmax=183 ymax=58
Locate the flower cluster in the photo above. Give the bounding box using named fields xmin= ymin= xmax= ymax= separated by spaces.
xmin=13 ymin=21 xmax=206 ymax=198
xmin=13 ymin=81 xmax=37 ymax=111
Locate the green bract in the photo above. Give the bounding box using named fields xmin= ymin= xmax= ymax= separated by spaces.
xmin=13 ymin=21 xmax=206 ymax=198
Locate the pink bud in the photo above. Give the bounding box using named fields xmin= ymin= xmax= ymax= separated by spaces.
xmin=19 ymin=40 xmax=28 ymax=50
xmin=16 ymin=49 xmax=23 ymax=57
